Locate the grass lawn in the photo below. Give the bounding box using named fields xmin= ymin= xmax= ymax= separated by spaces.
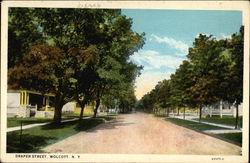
xmin=216 ymin=133 xmax=242 ymax=145
xmin=62 ymin=113 xmax=92 ymax=118
xmin=200 ymin=116 xmax=242 ymax=128
xmin=166 ymin=118 xmax=227 ymax=130
xmin=7 ymin=117 xmax=53 ymax=128
xmin=7 ymin=113 xmax=96 ymax=128
xmin=166 ymin=117 xmax=242 ymax=146
xmin=7 ymin=115 xmax=116 ymax=153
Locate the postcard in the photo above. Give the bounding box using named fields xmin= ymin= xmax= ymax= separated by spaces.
xmin=1 ymin=1 xmax=249 ymax=162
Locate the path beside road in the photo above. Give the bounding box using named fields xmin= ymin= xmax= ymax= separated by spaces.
xmin=41 ymin=112 xmax=241 ymax=155
xmin=7 ymin=118 xmax=79 ymax=132
xmin=171 ymin=114 xmax=242 ymax=134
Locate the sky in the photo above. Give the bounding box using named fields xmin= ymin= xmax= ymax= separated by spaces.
xmin=121 ymin=9 xmax=242 ymax=100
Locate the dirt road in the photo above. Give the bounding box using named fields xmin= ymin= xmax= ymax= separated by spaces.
xmin=41 ymin=112 xmax=241 ymax=155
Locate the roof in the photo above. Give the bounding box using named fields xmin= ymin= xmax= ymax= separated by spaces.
xmin=7 ymin=89 xmax=55 ymax=97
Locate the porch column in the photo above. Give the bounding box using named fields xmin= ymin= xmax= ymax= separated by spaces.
xmin=20 ymin=91 xmax=27 ymax=106
xmin=219 ymin=100 xmax=223 ymax=118
xmin=209 ymin=106 xmax=212 ymax=117
xmin=27 ymin=93 xmax=29 ymax=105
xmin=23 ymin=91 xmax=27 ymax=106
xmin=24 ymin=91 xmax=26 ymax=106
xmin=20 ymin=91 xmax=23 ymax=106
xmin=45 ymin=96 xmax=49 ymax=111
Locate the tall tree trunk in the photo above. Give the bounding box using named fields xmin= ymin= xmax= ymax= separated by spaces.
xmin=93 ymin=98 xmax=100 ymax=118
xmin=199 ymin=105 xmax=202 ymax=123
xmin=52 ymin=81 xmax=66 ymax=124
xmin=235 ymin=104 xmax=239 ymax=129
xmin=78 ymin=99 xmax=87 ymax=120
xmin=177 ymin=107 xmax=180 ymax=116
xmin=52 ymin=91 xmax=64 ymax=124
xmin=53 ymin=104 xmax=63 ymax=124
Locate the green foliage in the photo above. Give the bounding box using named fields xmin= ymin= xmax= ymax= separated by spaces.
xmin=137 ymin=26 xmax=244 ymax=119
xmin=225 ymin=26 xmax=244 ymax=105
xmin=170 ymin=60 xmax=196 ymax=108
xmin=8 ymin=8 xmax=44 ymax=68
xmin=187 ymin=35 xmax=228 ymax=105
xmin=7 ymin=117 xmax=114 ymax=153
xmin=8 ymin=8 xmax=145 ymax=122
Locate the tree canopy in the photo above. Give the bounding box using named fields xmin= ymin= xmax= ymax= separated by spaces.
xmin=8 ymin=8 xmax=145 ymax=123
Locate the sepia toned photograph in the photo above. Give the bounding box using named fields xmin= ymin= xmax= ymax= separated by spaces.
xmin=1 ymin=1 xmax=249 ymax=162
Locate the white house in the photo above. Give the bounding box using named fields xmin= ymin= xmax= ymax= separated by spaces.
xmin=7 ymin=89 xmax=75 ymax=118
xmin=202 ymin=100 xmax=243 ymax=117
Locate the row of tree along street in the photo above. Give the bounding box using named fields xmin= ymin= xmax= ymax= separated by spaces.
xmin=136 ymin=27 xmax=244 ymax=129
xmin=8 ymin=8 xmax=145 ymax=123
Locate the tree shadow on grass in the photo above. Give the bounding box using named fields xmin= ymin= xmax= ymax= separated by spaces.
xmin=41 ymin=120 xmax=78 ymax=130
xmin=41 ymin=116 xmax=114 ymax=131
xmin=7 ymin=132 xmax=55 ymax=153
xmin=216 ymin=132 xmax=242 ymax=145
xmin=39 ymin=118 xmax=106 ymax=133
xmin=40 ymin=118 xmax=105 ymax=131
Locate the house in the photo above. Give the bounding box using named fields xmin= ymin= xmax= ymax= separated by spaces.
xmin=7 ymin=89 xmax=95 ymax=118
xmin=7 ymin=89 xmax=55 ymax=117
xmin=202 ymin=100 xmax=243 ymax=117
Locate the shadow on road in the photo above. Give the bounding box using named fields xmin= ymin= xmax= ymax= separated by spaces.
xmin=85 ymin=118 xmax=134 ymax=133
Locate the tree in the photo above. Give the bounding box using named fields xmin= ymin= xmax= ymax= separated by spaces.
xmin=66 ymin=46 xmax=100 ymax=120
xmin=187 ymin=35 xmax=229 ymax=121
xmin=8 ymin=8 xmax=44 ymax=68
xmin=170 ymin=60 xmax=196 ymax=118
xmin=8 ymin=44 xmax=73 ymax=123
xmin=90 ymin=15 xmax=145 ymax=117
xmin=225 ymin=26 xmax=244 ymax=129
xmin=8 ymin=8 xmax=145 ymax=122
xmin=116 ymin=63 xmax=141 ymax=113
xmin=139 ymin=92 xmax=156 ymax=112
xmin=8 ymin=8 xmax=111 ymax=122
xmin=154 ymin=80 xmax=172 ymax=116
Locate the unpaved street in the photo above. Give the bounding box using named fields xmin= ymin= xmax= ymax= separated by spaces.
xmin=41 ymin=112 xmax=241 ymax=155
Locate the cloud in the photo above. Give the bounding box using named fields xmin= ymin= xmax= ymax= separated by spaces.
xmin=130 ymin=35 xmax=188 ymax=99
xmin=131 ymin=50 xmax=183 ymax=70
xmin=134 ymin=71 xmax=174 ymax=100
xmin=220 ymin=33 xmax=231 ymax=39
xmin=151 ymin=34 xmax=189 ymax=55
xmin=130 ymin=49 xmax=185 ymax=99
xmin=141 ymin=50 xmax=159 ymax=56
